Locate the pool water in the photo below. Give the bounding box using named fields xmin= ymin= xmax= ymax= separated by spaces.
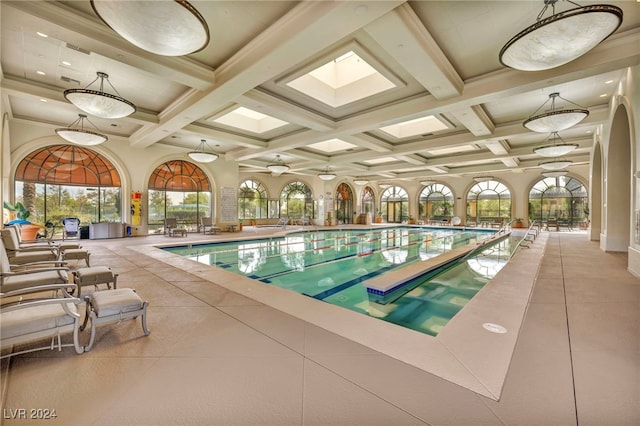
xmin=164 ymin=227 xmax=519 ymax=336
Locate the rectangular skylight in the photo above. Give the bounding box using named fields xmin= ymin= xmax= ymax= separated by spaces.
xmin=212 ymin=107 xmax=289 ymax=134
xmin=427 ymin=144 xmax=478 ymax=155
xmin=364 ymin=157 xmax=397 ymax=164
xmin=379 ymin=116 xmax=449 ymax=139
xmin=286 ymin=51 xmax=396 ymax=108
xmin=307 ymin=138 xmax=357 ymax=153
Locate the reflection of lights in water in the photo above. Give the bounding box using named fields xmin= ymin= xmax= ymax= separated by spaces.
xmin=353 ymin=268 xmax=368 ymax=276
xmin=280 ymin=236 xmax=306 ymax=271
xmin=466 ymin=257 xmax=506 ymax=278
xmin=382 ymin=249 xmax=407 ymax=264
xmin=237 ymin=242 xmax=267 ymax=273
xmin=318 ymin=277 xmax=334 ymax=287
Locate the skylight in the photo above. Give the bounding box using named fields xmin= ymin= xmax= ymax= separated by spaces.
xmin=427 ymin=145 xmax=478 ymax=155
xmin=212 ymin=107 xmax=289 ymax=134
xmin=286 ymin=51 xmax=396 ymax=108
xmin=379 ymin=116 xmax=449 ymax=139
xmin=307 ymin=138 xmax=357 ymax=153
xmin=364 ymin=157 xmax=397 ymax=164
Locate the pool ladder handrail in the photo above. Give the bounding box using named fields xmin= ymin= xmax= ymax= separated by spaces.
xmin=513 ymin=220 xmax=541 ymax=251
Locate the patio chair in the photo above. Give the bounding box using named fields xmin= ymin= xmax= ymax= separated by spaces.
xmin=61 ymin=217 xmax=81 ymax=240
xmin=300 ymin=216 xmax=310 ymax=226
xmin=0 ymin=228 xmax=60 ymax=264
xmin=277 ymin=216 xmax=288 ymax=228
xmin=1 ymin=283 xmax=84 ymax=358
xmin=200 ymin=216 xmax=221 ymax=234
xmin=164 ymin=218 xmax=177 ymax=235
xmin=0 ymin=237 xmax=70 ymax=297
xmin=6 ymin=225 xmax=81 ymax=251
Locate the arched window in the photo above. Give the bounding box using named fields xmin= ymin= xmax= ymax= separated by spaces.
xmin=380 ymin=186 xmax=408 ymax=223
xmin=148 ymin=160 xmax=211 ymax=233
xmin=13 ymin=144 xmax=122 ymax=230
xmin=466 ymin=180 xmax=511 ymax=226
xmin=335 ymin=183 xmax=354 ymax=224
xmin=361 ymin=186 xmax=375 ymax=216
xmin=419 ymin=183 xmax=454 ymax=221
xmin=529 ymin=176 xmax=588 ymax=228
xmin=280 ymin=181 xmax=314 ymax=219
xmin=238 ymin=179 xmax=268 ymax=220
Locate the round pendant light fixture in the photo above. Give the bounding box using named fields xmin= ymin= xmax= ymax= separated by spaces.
xmin=539 ymin=158 xmax=572 ymax=170
xmin=266 ymin=155 xmax=290 ymax=174
xmin=188 ymin=139 xmax=218 ymax=163
xmin=542 ymin=170 xmax=568 ymax=178
xmin=55 ymin=114 xmax=108 ymax=146
xmin=524 ymin=92 xmax=589 ymax=133
xmin=353 ymin=177 xmax=369 ymax=185
xmin=64 ymin=72 xmax=136 ymax=119
xmin=473 ymin=176 xmax=494 ymax=183
xmin=533 ymin=132 xmax=579 ymax=157
xmin=499 ymin=1 xmax=623 ymax=71
xmin=318 ymin=167 xmax=337 ymax=181
xmin=91 ymin=0 xmax=210 ymax=56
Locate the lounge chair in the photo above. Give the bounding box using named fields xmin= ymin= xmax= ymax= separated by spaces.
xmin=200 ymin=217 xmax=221 ymax=234
xmin=61 ymin=217 xmax=81 ymax=240
xmin=6 ymin=225 xmax=81 ymax=251
xmin=277 ymin=216 xmax=288 ymax=228
xmin=164 ymin=218 xmax=177 ymax=235
xmin=300 ymin=216 xmax=310 ymax=226
xmin=0 ymin=237 xmax=69 ymax=296
xmin=0 ymin=228 xmax=60 ymax=264
xmin=1 ymin=283 xmax=84 ymax=358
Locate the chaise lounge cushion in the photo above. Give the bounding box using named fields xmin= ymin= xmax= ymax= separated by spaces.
xmin=91 ymin=288 xmax=143 ymax=318
xmin=1 ymin=302 xmax=77 ymax=340
xmin=2 ymin=269 xmax=69 ymax=294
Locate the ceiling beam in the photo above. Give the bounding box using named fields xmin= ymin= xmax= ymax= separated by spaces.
xmin=364 ymin=3 xmax=463 ymax=99
xmin=128 ymin=0 xmax=405 ymax=148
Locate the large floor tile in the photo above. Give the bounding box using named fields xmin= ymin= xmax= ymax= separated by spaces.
xmin=308 ymin=353 xmax=501 ymax=425
xmin=572 ymin=350 xmax=640 ymax=426
xmin=95 ymin=356 xmax=304 ymax=426
xmin=302 ymin=359 xmax=429 ymax=426
xmin=567 ymin=302 xmax=640 ymax=352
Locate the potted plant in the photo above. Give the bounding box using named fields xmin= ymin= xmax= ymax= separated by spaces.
xmin=238 ymin=219 xmax=243 ymax=231
xmin=3 ymin=201 xmax=42 ymax=240
xmin=375 ymin=210 xmax=383 ymax=223
xmin=408 ymin=216 xmax=415 ymax=225
xmin=325 ymin=212 xmax=333 ymax=226
xmin=514 ymin=218 xmax=524 ymax=228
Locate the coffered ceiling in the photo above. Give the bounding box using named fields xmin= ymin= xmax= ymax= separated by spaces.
xmin=1 ymin=1 xmax=639 ymax=183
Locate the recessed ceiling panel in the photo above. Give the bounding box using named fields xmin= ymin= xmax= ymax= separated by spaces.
xmin=306 ymin=139 xmax=358 ymax=153
xmin=286 ymin=51 xmax=396 ymax=108
xmin=211 ymin=107 xmax=290 ymax=134
xmin=380 ymin=115 xmax=450 ymax=139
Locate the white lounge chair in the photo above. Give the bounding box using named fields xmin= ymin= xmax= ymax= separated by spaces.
xmin=0 ymin=228 xmax=60 ymax=264
xmin=0 ymin=237 xmax=69 ymax=297
xmin=1 ymin=283 xmax=84 ymax=358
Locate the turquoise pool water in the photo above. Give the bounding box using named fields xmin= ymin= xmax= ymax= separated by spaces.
xmin=164 ymin=227 xmax=519 ymax=336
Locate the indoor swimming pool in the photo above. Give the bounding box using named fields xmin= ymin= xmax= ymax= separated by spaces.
xmin=164 ymin=226 xmax=520 ymax=336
